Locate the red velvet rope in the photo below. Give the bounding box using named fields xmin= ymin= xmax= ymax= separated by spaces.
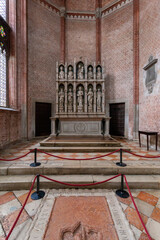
xmin=123 ymin=149 xmax=160 ymax=158
xmin=124 ymin=175 xmax=151 ymax=240
xmin=37 ymin=149 xmax=120 ymax=160
xmin=5 ymin=175 xmax=37 ymax=240
xmin=39 ymin=174 xmax=121 ymax=187
xmin=0 ymin=150 xmax=34 ymax=161
xmin=5 ymin=174 xmax=152 ymax=240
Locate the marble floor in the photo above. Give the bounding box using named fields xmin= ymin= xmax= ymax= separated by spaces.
xmin=0 ymin=137 xmax=160 ymax=239
xmin=0 ymin=189 xmax=160 ymax=239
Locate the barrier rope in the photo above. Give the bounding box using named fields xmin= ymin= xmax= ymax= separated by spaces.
xmin=5 ymin=175 xmax=38 ymax=240
xmin=123 ymin=149 xmax=160 ymax=159
xmin=37 ymin=149 xmax=120 ymax=160
xmin=39 ymin=174 xmax=121 ymax=187
xmin=5 ymin=174 xmax=152 ymax=240
xmin=124 ymin=175 xmax=151 ymax=240
xmin=0 ymin=150 xmax=34 ymax=161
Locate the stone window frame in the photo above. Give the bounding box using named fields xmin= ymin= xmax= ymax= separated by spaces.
xmin=0 ymin=0 xmax=10 ymax=107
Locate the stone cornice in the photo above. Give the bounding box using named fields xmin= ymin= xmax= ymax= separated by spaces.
xmin=33 ymin=0 xmax=133 ymax=20
xmin=102 ymin=0 xmax=133 ymax=18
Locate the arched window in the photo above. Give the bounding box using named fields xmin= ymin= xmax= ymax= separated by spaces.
xmin=0 ymin=0 xmax=10 ymax=107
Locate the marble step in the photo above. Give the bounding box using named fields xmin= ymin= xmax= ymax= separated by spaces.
xmin=1 ymin=161 xmax=160 ymax=176
xmin=0 ymin=174 xmax=160 ymax=191
xmin=34 ymin=146 xmax=130 ymax=153
xmin=40 ymin=141 xmax=121 ymax=147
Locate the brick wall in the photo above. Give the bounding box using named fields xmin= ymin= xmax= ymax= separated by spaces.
xmin=102 ymin=0 xmax=115 ymax=8
xmin=66 ymin=20 xmax=96 ymax=63
xmin=101 ymin=3 xmax=134 ymax=138
xmin=27 ymin=0 xmax=60 ymax=138
xmin=0 ymin=111 xmax=20 ymax=149
xmin=66 ymin=0 xmax=96 ymax=12
xmin=139 ymin=0 xmax=160 ymax=148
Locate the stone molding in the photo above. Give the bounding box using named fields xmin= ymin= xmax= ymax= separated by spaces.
xmin=33 ymin=0 xmax=133 ymax=20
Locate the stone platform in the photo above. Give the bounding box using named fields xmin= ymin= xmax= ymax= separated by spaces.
xmin=37 ymin=136 xmax=126 ymax=153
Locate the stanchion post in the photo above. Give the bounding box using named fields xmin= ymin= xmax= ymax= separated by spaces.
xmin=30 ymin=148 xmax=41 ymax=167
xmin=116 ymin=174 xmax=129 ymax=198
xmin=31 ymin=175 xmax=45 ymax=200
xmin=116 ymin=148 xmax=127 ymax=167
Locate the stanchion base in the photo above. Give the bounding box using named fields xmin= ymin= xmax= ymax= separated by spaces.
xmin=31 ymin=191 xmax=45 ymax=200
xmin=116 ymin=162 xmax=127 ymax=167
xmin=116 ymin=189 xmax=129 ymax=198
xmin=30 ymin=162 xmax=41 ymax=167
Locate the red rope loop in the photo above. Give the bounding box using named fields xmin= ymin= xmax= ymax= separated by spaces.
xmin=0 ymin=149 xmax=34 ymax=161
xmin=37 ymin=149 xmax=120 ymax=160
xmin=5 ymin=175 xmax=38 ymax=240
xmin=123 ymin=149 xmax=160 ymax=158
xmin=123 ymin=175 xmax=152 ymax=240
xmin=39 ymin=174 xmax=121 ymax=187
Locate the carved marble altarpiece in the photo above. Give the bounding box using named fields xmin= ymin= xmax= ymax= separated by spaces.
xmin=51 ymin=60 xmax=110 ymax=136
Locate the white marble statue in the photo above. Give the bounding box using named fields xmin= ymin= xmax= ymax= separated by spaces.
xmin=68 ymin=66 xmax=73 ymax=80
xmin=88 ymin=67 xmax=93 ymax=79
xmin=97 ymin=66 xmax=102 ymax=79
xmin=77 ymin=86 xmax=84 ymax=109
xmin=68 ymin=88 xmax=73 ymax=111
xmin=77 ymin=64 xmax=84 ymax=80
xmin=59 ymin=88 xmax=65 ymax=111
xmin=97 ymin=88 xmax=102 ymax=110
xmin=59 ymin=66 xmax=65 ymax=79
xmin=87 ymin=88 xmax=93 ymax=108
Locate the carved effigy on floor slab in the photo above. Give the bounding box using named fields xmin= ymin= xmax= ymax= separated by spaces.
xmin=51 ymin=59 xmax=110 ymax=136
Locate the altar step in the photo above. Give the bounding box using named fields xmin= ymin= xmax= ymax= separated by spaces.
xmin=0 ymin=174 xmax=160 ymax=191
xmin=35 ymin=146 xmax=129 ymax=153
xmin=1 ymin=160 xmax=160 ymax=190
xmin=40 ymin=141 xmax=121 ymax=147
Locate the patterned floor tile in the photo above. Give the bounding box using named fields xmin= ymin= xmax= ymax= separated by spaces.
xmin=137 ymin=191 xmax=159 ymax=206
xmin=124 ymin=206 xmax=148 ymax=231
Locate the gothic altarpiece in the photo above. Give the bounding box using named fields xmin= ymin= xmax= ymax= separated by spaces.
xmin=51 ymin=60 xmax=110 ymax=136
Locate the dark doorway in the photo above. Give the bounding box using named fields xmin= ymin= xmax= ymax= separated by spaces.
xmin=109 ymin=103 xmax=125 ymax=136
xmin=35 ymin=102 xmax=51 ymax=136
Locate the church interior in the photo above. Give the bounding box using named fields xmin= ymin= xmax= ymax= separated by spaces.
xmin=0 ymin=0 xmax=160 ymax=239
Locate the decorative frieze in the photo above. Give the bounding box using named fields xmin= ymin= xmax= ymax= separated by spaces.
xmin=33 ymin=0 xmax=133 ymax=20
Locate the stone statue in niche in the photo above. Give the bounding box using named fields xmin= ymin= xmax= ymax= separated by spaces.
xmin=88 ymin=67 xmax=93 ymax=79
xmin=97 ymin=88 xmax=102 ymax=112
xmin=59 ymin=88 xmax=65 ymax=112
xmin=97 ymin=67 xmax=102 ymax=79
xmin=68 ymin=66 xmax=74 ymax=80
xmin=59 ymin=66 xmax=65 ymax=79
xmin=77 ymin=86 xmax=84 ymax=112
xmin=68 ymin=88 xmax=73 ymax=112
xmin=87 ymin=88 xmax=93 ymax=112
xmin=77 ymin=64 xmax=84 ymax=80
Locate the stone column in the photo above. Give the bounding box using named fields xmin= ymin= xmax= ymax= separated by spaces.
xmin=102 ymin=82 xmax=105 ymax=113
xmin=85 ymin=59 xmax=87 ymax=79
xmin=85 ymin=82 xmax=88 ymax=112
xmin=94 ymin=62 xmax=96 ymax=79
xmin=60 ymin=6 xmax=66 ymax=64
xmin=56 ymin=82 xmax=59 ymax=113
xmin=51 ymin=117 xmax=56 ymax=136
xmin=94 ymin=82 xmax=96 ymax=112
xmin=133 ymin=0 xmax=139 ymax=139
xmin=95 ymin=0 xmax=101 ymax=64
xmin=74 ymin=58 xmax=76 ymax=79
xmin=73 ymin=82 xmax=76 ymax=112
xmin=65 ymin=82 xmax=67 ymax=112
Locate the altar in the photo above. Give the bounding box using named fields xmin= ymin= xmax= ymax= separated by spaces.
xmin=51 ymin=60 xmax=110 ymax=137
